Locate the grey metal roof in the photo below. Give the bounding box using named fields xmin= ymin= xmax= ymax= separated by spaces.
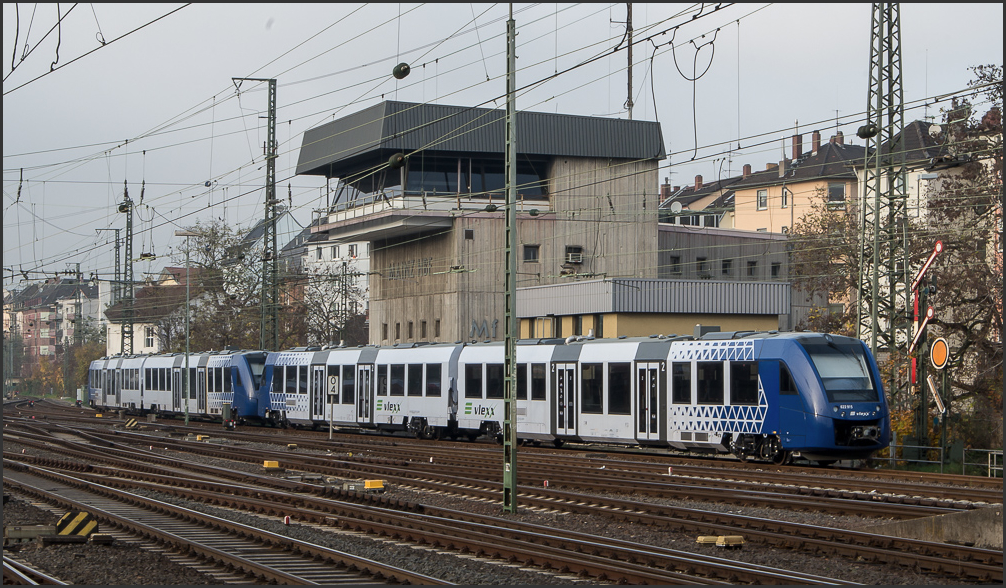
xmin=297 ymin=100 xmax=665 ymax=177
xmin=517 ymin=278 xmax=790 ymax=317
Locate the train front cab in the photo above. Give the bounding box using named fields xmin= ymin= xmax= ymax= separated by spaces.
xmin=784 ymin=334 xmax=890 ymax=462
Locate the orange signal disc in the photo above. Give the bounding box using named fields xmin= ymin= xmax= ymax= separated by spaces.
xmin=930 ymin=338 xmax=949 ymax=370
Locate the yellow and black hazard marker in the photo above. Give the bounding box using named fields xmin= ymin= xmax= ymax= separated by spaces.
xmin=56 ymin=511 xmax=99 ymax=537
xmin=124 ymin=418 xmax=138 ymax=429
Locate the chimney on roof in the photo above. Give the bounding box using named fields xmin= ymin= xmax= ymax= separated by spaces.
xmin=812 ymin=130 xmax=821 ymax=154
xmin=673 ymin=186 xmax=680 ymax=193
xmin=659 ymin=177 xmax=672 ymax=203
xmin=778 ymin=159 xmax=787 ymax=178
xmin=766 ymin=163 xmax=778 ymax=171
xmin=742 ymin=163 xmax=751 ymax=178
xmin=792 ymin=134 xmax=803 ymax=161
xmin=694 ymin=175 xmax=703 ymax=190
xmin=836 ymin=130 xmax=844 ymax=145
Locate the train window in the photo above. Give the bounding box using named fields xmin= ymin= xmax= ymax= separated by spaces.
xmin=342 ymin=367 xmax=355 ymax=404
xmin=145 ymin=369 xmax=151 ymax=390
xmin=407 ymin=364 xmax=423 ymax=396
xmin=672 ymin=363 xmax=691 ymax=404
xmin=730 ymin=362 xmax=759 ymax=405
xmin=285 ymin=366 xmax=297 ymax=395
xmin=208 ymin=368 xmax=216 ymax=393
xmin=517 ymin=364 xmax=528 ymax=399
xmin=581 ymin=363 xmax=603 ymax=414
xmin=465 ymin=364 xmax=483 ymax=398
xmin=224 ymin=367 xmax=232 ymax=392
xmin=189 ymin=368 xmax=197 ymax=399
xmin=426 ymin=364 xmax=442 ymax=397
xmin=486 ymin=364 xmax=505 ymax=398
xmin=390 ymin=364 xmax=405 ymax=396
xmin=377 ymin=365 xmax=388 ymax=396
xmin=299 ymin=365 xmax=309 ymax=395
xmin=696 ymin=362 xmax=724 ymax=404
xmin=247 ymin=354 xmax=266 ymax=389
xmin=608 ymin=363 xmax=631 ymax=414
xmin=531 ymin=364 xmax=547 ymax=400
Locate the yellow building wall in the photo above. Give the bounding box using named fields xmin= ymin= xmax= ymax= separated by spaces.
xmin=733 ymin=179 xmax=855 ymax=234
xmin=521 ymin=313 xmax=781 ymax=339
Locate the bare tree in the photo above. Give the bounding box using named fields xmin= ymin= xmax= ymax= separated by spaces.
xmin=300 ymin=261 xmax=369 ymax=347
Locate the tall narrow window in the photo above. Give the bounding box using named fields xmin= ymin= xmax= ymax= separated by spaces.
xmin=757 ymin=189 xmax=768 ymax=210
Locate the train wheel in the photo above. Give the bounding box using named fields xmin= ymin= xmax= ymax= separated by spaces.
xmin=552 ymin=439 xmax=565 ymax=449
xmin=772 ymin=450 xmax=792 ymax=466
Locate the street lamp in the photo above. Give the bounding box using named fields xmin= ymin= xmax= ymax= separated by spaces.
xmin=175 ymin=229 xmax=199 ymax=425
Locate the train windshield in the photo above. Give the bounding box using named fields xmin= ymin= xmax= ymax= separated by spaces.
xmin=799 ymin=341 xmax=879 ymax=403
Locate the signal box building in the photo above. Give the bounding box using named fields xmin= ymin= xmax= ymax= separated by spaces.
xmin=298 ymin=101 xmax=789 ymax=344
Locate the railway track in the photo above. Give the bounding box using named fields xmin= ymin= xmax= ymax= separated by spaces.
xmin=3 ymin=465 xmax=448 ymax=585
xmin=3 ymin=555 xmax=68 ymax=585
xmin=5 ymin=417 xmax=1003 ymax=583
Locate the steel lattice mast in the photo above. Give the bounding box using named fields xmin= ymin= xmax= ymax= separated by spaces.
xmin=857 ymin=3 xmax=909 ymax=369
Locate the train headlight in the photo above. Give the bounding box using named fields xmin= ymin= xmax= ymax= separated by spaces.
xmin=840 ymin=411 xmax=846 ymax=417
xmin=876 ymin=406 xmax=880 ymax=412
xmin=832 ymin=406 xmax=838 ymax=413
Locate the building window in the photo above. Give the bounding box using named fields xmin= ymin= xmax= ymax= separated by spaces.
xmin=670 ymin=256 xmax=682 ymax=276
xmin=464 ymin=229 xmax=474 ymax=240
xmin=747 ymin=261 xmax=758 ymax=278
xmin=757 ymin=189 xmax=768 ymax=210
xmin=523 ymin=244 xmax=540 ymax=263
xmin=316 ymin=247 xmax=323 ymax=260
xmin=828 ymin=182 xmax=846 ymax=202
xmin=382 ymin=323 xmax=388 ymax=340
xmin=395 ymin=323 xmax=401 ymax=340
xmin=722 ymin=259 xmax=733 ymax=276
xmin=348 ymin=244 xmax=358 ymax=257
xmin=572 ymin=315 xmax=582 ymax=336
xmin=696 ymin=257 xmax=708 ymax=274
xmin=332 ymin=245 xmax=339 ymax=258
xmin=781 ymin=188 xmax=789 ymax=208
xmin=434 ymin=319 xmax=441 ymax=339
xmin=145 ymin=326 xmax=155 ymax=348
xmin=408 ymin=321 xmax=414 ymax=339
xmin=421 ymin=320 xmax=427 ymax=339
xmin=771 ymin=262 xmax=782 ymax=279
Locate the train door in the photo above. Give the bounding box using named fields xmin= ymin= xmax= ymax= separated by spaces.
xmin=114 ymin=369 xmax=122 ymax=406
xmin=197 ymin=368 xmax=206 ymax=413
xmin=553 ymin=363 xmax=576 ymax=436
xmin=172 ymin=368 xmax=181 ymax=412
xmin=356 ymin=365 xmax=373 ymax=424
xmin=636 ymin=362 xmax=661 ymax=441
xmin=311 ymin=365 xmax=326 ymax=421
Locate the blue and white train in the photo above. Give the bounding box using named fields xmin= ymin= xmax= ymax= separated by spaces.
xmin=88 ymin=330 xmax=890 ymax=464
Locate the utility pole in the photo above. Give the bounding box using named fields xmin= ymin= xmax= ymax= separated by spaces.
xmin=119 ymin=182 xmax=135 ymax=355
xmin=234 ymin=77 xmax=279 ymax=352
xmin=73 ymin=263 xmax=82 ymax=346
xmin=503 ymin=3 xmax=519 ymax=513
xmin=626 ymin=2 xmax=633 ymax=120
xmin=857 ymin=3 xmax=908 ymax=389
xmin=96 ymin=229 xmax=121 ymax=305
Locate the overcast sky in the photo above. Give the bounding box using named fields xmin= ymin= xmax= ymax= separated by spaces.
xmin=3 ymin=3 xmax=1002 ymax=289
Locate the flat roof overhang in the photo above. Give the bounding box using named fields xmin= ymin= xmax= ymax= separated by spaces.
xmin=313 ymin=209 xmax=454 ymax=242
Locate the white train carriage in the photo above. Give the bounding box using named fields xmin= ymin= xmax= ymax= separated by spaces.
xmin=139 ymin=353 xmax=178 ymax=413
xmin=265 ymin=349 xmax=315 ymax=426
xmin=556 ymin=336 xmax=676 ymax=446
xmin=312 ymin=346 xmax=374 ymax=429
xmin=113 ymin=355 xmax=145 ymax=411
xmin=455 ymin=340 xmax=563 ymax=442
xmin=372 ymin=343 xmax=459 ymax=438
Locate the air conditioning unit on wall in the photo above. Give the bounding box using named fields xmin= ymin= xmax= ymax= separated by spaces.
xmin=565 ymin=252 xmax=583 ymax=264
